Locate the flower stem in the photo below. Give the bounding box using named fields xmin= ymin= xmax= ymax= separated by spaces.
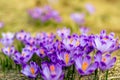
xmin=105 ymin=70 xmax=109 ymax=80
xmin=79 ymin=75 xmax=82 ymax=80
xmin=72 ymin=65 xmax=75 ymax=80
xmin=94 ymin=69 xmax=98 ymax=80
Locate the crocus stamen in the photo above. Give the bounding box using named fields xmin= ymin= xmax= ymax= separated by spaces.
xmin=58 ymin=44 xmax=61 ymax=49
xmin=22 ymin=53 xmax=26 ymax=56
xmin=50 ymin=65 xmax=56 ymax=75
xmin=50 ymin=65 xmax=55 ymax=72
xmin=40 ymin=49 xmax=44 ymax=54
xmin=29 ymin=46 xmax=33 ymax=51
xmin=102 ymin=57 xmax=106 ymax=62
xmin=82 ymin=62 xmax=88 ymax=71
xmin=70 ymin=38 xmax=73 ymax=44
xmin=76 ymin=41 xmax=80 ymax=46
xmin=30 ymin=67 xmax=35 ymax=75
xmin=103 ymin=38 xmax=108 ymax=40
xmin=65 ymin=53 xmax=70 ymax=64
xmin=7 ymin=47 xmax=10 ymax=53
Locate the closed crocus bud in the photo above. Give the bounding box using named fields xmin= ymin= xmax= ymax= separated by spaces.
xmin=85 ymin=3 xmax=95 ymax=15
xmin=1 ymin=32 xmax=15 ymax=46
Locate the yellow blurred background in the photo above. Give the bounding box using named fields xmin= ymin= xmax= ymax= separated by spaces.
xmin=0 ymin=0 xmax=120 ymax=36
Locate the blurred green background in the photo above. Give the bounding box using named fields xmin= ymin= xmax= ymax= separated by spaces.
xmin=0 ymin=0 xmax=120 ymax=35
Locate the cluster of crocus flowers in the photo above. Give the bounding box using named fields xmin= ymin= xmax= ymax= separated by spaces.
xmin=1 ymin=28 xmax=119 ymax=79
xmin=28 ymin=6 xmax=62 ymax=23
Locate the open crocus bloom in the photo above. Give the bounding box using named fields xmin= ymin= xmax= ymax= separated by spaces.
xmin=36 ymin=32 xmax=55 ymax=45
xmin=92 ymin=30 xmax=119 ymax=53
xmin=94 ymin=51 xmax=116 ymax=71
xmin=36 ymin=47 xmax=47 ymax=58
xmin=21 ymin=61 xmax=39 ymax=78
xmin=56 ymin=50 xmax=74 ymax=67
xmin=41 ymin=62 xmax=64 ymax=80
xmin=1 ymin=32 xmax=15 ymax=46
xmin=2 ymin=46 xmax=15 ymax=57
xmin=13 ymin=49 xmax=34 ymax=64
xmin=16 ymin=30 xmax=31 ymax=42
xmin=75 ymin=54 xmax=98 ymax=75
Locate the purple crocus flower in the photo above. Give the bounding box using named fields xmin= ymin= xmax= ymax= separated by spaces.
xmin=41 ymin=62 xmax=64 ymax=80
xmin=57 ymin=27 xmax=70 ymax=39
xmin=36 ymin=47 xmax=47 ymax=58
xmin=74 ymin=54 xmax=98 ymax=75
xmin=16 ymin=30 xmax=31 ymax=42
xmin=92 ymin=30 xmax=119 ymax=53
xmin=1 ymin=32 xmax=15 ymax=46
xmin=62 ymin=34 xmax=87 ymax=50
xmin=13 ymin=48 xmax=34 ymax=64
xmin=36 ymin=32 xmax=55 ymax=44
xmin=24 ymin=45 xmax=36 ymax=54
xmin=53 ymin=40 xmax=63 ymax=52
xmin=28 ymin=7 xmax=43 ymax=19
xmin=25 ymin=37 xmax=36 ymax=46
xmin=56 ymin=50 xmax=74 ymax=67
xmin=71 ymin=13 xmax=85 ymax=25
xmin=94 ymin=51 xmax=116 ymax=71
xmin=21 ymin=61 xmax=39 ymax=78
xmin=80 ymin=27 xmax=89 ymax=35
xmin=2 ymin=46 xmax=15 ymax=57
xmin=36 ymin=32 xmax=55 ymax=53
xmin=28 ymin=6 xmax=62 ymax=23
xmin=62 ymin=36 xmax=77 ymax=50
xmin=50 ymin=10 xmax=62 ymax=22
xmin=0 ymin=22 xmax=4 ymax=28
xmin=85 ymin=3 xmax=95 ymax=15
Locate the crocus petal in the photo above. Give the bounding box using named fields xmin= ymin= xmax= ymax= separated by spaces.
xmin=106 ymin=57 xmax=116 ymax=70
